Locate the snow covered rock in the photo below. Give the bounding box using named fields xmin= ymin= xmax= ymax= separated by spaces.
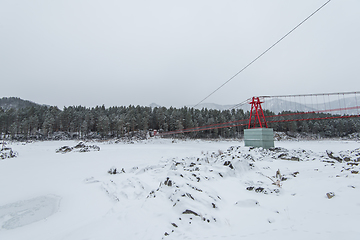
xmin=56 ymin=142 xmax=100 ymax=153
xmin=95 ymin=145 xmax=287 ymax=238
xmin=0 ymin=147 xmax=18 ymax=160
xmin=326 ymin=192 xmax=335 ymax=199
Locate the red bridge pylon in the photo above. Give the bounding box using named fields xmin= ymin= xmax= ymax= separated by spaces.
xmin=248 ymin=97 xmax=268 ymax=129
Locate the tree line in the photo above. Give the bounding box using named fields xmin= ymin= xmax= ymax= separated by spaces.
xmin=0 ymin=105 xmax=359 ymax=140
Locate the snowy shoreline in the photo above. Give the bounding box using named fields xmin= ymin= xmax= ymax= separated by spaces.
xmin=1 ymin=139 xmax=359 ymax=239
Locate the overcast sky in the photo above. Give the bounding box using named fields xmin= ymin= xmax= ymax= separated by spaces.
xmin=1 ymin=0 xmax=359 ymax=108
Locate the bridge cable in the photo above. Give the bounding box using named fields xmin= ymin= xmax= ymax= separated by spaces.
xmin=194 ymin=0 xmax=332 ymax=109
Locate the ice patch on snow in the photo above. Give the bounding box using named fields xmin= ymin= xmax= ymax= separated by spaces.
xmin=0 ymin=195 xmax=61 ymax=230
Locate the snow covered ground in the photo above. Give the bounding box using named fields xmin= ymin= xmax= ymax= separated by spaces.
xmin=0 ymin=138 xmax=359 ymax=240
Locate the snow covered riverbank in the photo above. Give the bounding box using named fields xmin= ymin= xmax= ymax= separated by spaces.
xmin=1 ymin=139 xmax=359 ymax=240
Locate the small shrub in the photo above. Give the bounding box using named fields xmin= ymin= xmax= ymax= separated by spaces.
xmin=108 ymin=168 xmax=117 ymax=174
xmin=0 ymin=147 xmax=18 ymax=159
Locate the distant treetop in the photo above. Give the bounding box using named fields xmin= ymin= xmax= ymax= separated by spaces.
xmin=0 ymin=97 xmax=42 ymax=110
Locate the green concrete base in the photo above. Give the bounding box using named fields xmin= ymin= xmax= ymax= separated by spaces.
xmin=244 ymin=128 xmax=274 ymax=149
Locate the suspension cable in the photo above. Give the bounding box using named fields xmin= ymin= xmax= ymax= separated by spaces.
xmin=260 ymin=91 xmax=360 ymax=99
xmin=193 ymin=0 xmax=332 ymax=108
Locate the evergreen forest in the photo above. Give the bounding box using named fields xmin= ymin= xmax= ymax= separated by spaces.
xmin=0 ymin=100 xmax=359 ymax=140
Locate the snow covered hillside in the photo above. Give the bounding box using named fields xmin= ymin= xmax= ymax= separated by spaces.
xmin=0 ymin=139 xmax=359 ymax=240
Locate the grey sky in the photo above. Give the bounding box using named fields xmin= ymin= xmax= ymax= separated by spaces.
xmin=1 ymin=0 xmax=359 ymax=108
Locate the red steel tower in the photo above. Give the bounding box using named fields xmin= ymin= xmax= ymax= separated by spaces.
xmin=248 ymin=97 xmax=268 ymax=129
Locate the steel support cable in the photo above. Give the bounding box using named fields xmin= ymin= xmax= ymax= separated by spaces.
xmin=343 ymin=93 xmax=347 ymax=115
xmin=229 ymin=91 xmax=360 ymax=112
xmin=227 ymin=98 xmax=252 ymax=110
xmin=158 ymin=119 xmax=248 ymax=136
xmin=159 ymin=121 xmax=249 ymax=136
xmin=356 ymin=92 xmax=359 ymax=115
xmin=194 ymin=0 xmax=332 ymax=108
xmin=264 ymin=106 xmax=360 ymax=120
xmin=260 ymin=91 xmax=360 ymax=99
xmin=159 ymin=105 xmax=360 ymax=136
xmin=165 ymin=111 xmax=360 ymax=136
xmin=338 ymin=93 xmax=342 ymax=115
xmin=268 ymin=115 xmax=359 ymax=124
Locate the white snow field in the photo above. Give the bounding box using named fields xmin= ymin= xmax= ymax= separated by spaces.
xmin=0 ymin=138 xmax=359 ymax=240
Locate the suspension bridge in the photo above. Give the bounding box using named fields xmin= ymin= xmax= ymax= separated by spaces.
xmin=156 ymin=91 xmax=360 ymax=136
xmin=155 ymin=1 xmax=360 ymax=142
